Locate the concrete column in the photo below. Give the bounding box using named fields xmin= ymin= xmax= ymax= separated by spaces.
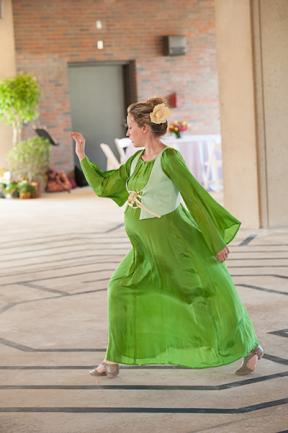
xmin=252 ymin=0 xmax=288 ymax=227
xmin=214 ymin=0 xmax=260 ymax=228
xmin=215 ymin=0 xmax=288 ymax=228
xmin=0 ymin=0 xmax=16 ymax=167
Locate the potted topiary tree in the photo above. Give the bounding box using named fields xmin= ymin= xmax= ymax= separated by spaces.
xmin=0 ymin=73 xmax=52 ymax=197
xmin=0 ymin=73 xmax=40 ymax=146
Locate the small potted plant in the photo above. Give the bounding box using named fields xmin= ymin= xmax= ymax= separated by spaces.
xmin=0 ymin=182 xmax=6 ymax=199
xmin=17 ymin=180 xmax=37 ymax=199
xmin=4 ymin=181 xmax=19 ymax=199
xmin=0 ymin=168 xmax=6 ymax=198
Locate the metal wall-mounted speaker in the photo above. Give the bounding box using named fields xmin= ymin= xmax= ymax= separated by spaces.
xmin=163 ymin=35 xmax=187 ymax=56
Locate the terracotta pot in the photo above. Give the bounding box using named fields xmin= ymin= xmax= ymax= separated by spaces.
xmin=19 ymin=192 xmax=32 ymax=199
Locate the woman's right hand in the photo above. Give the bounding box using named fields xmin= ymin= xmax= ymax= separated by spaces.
xmin=71 ymin=131 xmax=86 ymax=160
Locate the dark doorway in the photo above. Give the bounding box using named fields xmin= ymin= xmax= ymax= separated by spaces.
xmin=68 ymin=61 xmax=137 ymax=170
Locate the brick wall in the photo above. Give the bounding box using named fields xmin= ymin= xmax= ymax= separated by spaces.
xmin=12 ymin=0 xmax=220 ymax=172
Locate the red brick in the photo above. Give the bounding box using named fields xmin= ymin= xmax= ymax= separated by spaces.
xmin=13 ymin=0 xmax=220 ymax=172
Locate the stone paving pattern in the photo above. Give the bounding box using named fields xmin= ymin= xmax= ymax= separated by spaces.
xmin=0 ymin=188 xmax=287 ymax=433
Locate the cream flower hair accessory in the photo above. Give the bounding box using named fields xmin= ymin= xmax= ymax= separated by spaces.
xmin=150 ymin=103 xmax=171 ymax=124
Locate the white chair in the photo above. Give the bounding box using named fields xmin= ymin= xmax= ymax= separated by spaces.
xmin=202 ymin=139 xmax=223 ymax=191
xmin=100 ymin=143 xmax=120 ymax=170
xmin=114 ymin=138 xmax=131 ymax=163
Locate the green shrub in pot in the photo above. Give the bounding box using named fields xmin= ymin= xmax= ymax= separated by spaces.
xmin=7 ymin=137 xmax=50 ymax=190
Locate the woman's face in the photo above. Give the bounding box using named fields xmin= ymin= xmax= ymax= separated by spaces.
xmin=126 ymin=113 xmax=147 ymax=147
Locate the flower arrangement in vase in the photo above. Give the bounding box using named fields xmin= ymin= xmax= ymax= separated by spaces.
xmin=168 ymin=121 xmax=189 ymax=138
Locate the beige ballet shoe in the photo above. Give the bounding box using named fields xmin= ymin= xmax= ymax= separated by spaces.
xmin=89 ymin=361 xmax=119 ymax=378
xmin=235 ymin=345 xmax=264 ymax=376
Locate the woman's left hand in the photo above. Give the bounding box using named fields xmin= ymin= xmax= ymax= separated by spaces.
xmin=216 ymin=245 xmax=230 ymax=262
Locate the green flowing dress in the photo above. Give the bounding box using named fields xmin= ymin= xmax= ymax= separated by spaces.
xmin=81 ymin=147 xmax=259 ymax=368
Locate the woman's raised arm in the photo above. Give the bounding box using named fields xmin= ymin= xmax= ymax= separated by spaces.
xmin=71 ymin=131 xmax=132 ymax=207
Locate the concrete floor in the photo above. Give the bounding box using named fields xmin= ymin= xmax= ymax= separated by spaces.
xmin=0 ymin=188 xmax=287 ymax=433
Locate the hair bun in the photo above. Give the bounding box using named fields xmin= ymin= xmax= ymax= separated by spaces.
xmin=146 ymin=97 xmax=167 ymax=107
xmin=127 ymin=97 xmax=169 ymax=137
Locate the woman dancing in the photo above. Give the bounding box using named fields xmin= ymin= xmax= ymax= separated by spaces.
xmin=71 ymin=97 xmax=263 ymax=379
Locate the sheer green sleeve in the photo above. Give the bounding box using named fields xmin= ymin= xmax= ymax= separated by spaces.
xmin=80 ymin=154 xmax=135 ymax=207
xmin=161 ymin=147 xmax=241 ymax=255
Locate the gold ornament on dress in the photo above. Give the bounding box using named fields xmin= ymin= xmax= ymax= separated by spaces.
xmin=149 ymin=103 xmax=171 ymax=124
xmin=127 ymin=191 xmax=161 ymax=218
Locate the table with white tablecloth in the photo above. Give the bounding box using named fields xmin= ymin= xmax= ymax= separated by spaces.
xmin=123 ymin=134 xmax=223 ymax=191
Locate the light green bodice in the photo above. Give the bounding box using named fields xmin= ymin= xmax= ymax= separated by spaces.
xmin=127 ymin=148 xmax=181 ymax=220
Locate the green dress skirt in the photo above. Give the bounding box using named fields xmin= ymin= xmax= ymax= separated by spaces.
xmin=81 ymin=147 xmax=259 ymax=368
